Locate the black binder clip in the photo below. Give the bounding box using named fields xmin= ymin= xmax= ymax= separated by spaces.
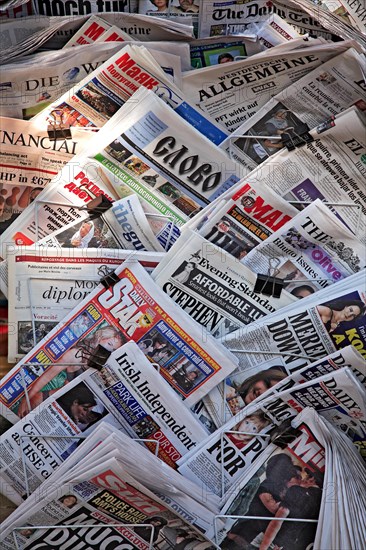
xmin=79 ymin=195 xmax=114 ymax=220
xmin=254 ymin=258 xmax=284 ymax=298
xmin=100 ymin=269 xmax=120 ymax=289
xmin=281 ymin=122 xmax=314 ymax=151
xmin=47 ymin=110 xmax=72 ymax=141
xmin=269 ymin=418 xmax=302 ymax=449
xmin=87 ymin=344 xmax=112 ymax=370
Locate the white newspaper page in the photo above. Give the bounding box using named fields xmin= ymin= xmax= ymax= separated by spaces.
xmin=31 ymin=1 xmax=139 ymax=16
xmin=217 ymin=410 xmax=326 ymax=548
xmin=0 ymin=259 xmax=238 ymax=416
xmin=253 ymin=13 xmax=303 ymax=48
xmin=7 ymin=246 xmax=164 ymax=362
xmin=31 ymin=43 xmax=228 ymax=145
xmin=220 ymin=270 xmax=366 ymax=417
xmin=179 ymin=367 xmax=365 ymax=497
xmin=226 ymin=107 xmax=366 ymax=243
xmin=194 ymin=180 xmax=298 ymax=258
xmin=152 ymin=230 xmax=295 ymax=339
xmin=62 ymin=14 xmax=112 ymax=47
xmin=242 ymin=199 xmax=366 ymax=296
xmin=198 ymin=0 xmax=334 ymax=38
xmin=182 ymin=41 xmax=357 ymax=132
xmin=0 ymin=117 xmax=92 ymax=233
xmin=1 ymin=457 xmax=215 ymax=550
xmin=223 ymin=47 xmax=366 ymax=172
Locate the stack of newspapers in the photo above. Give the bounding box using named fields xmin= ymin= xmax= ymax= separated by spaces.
xmin=0 ymin=1 xmax=365 ymax=548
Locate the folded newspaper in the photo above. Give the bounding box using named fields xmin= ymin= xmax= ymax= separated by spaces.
xmin=152 ymin=229 xmax=295 ymax=339
xmin=182 ymin=40 xmax=358 ymax=132
xmin=178 ymin=366 xmax=366 ymax=496
xmin=0 ymin=117 xmax=93 ymax=233
xmin=7 ymin=246 xmax=165 ymax=362
xmin=0 ymin=258 xmax=239 ymax=418
xmin=221 ymin=47 xmax=366 ymax=173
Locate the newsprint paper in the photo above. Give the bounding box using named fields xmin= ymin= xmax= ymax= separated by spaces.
xmin=152 ymin=229 xmax=295 ymax=339
xmin=0 ymin=258 xmax=238 ymax=418
xmin=0 ymin=341 xmax=209 ymax=503
xmin=178 ymin=367 xmax=366 ymax=496
xmin=7 ymin=247 xmax=164 ymax=362
xmin=182 ymin=40 xmax=356 ymax=132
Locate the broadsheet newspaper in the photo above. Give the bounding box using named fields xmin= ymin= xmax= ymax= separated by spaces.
xmin=0 ymin=258 xmax=238 ymax=417
xmin=152 ymin=230 xmax=295 ymax=339
xmin=198 ymin=0 xmax=334 ymax=38
xmin=0 ymin=42 xmax=126 ymax=119
xmin=0 ymin=341 xmax=210 ymax=502
xmin=31 ymin=43 xmax=228 ymax=145
xmin=241 ymin=199 xmax=366 ymax=296
xmin=0 ymin=117 xmax=92 ymax=233
xmin=181 ymin=40 xmax=358 ymax=132
xmin=7 ymin=246 xmax=164 ymax=362
xmin=178 ymin=367 xmax=366 ymax=496
xmin=1 ymin=436 xmax=216 ymax=550
xmin=222 ymin=47 xmax=366 ymax=173
xmin=217 ymin=270 xmax=366 ymax=422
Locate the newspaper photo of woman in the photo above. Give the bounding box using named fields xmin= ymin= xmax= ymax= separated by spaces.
xmin=149 ymin=0 xmax=169 ymax=12
xmin=56 ymin=382 xmax=106 ymax=432
xmin=70 ymin=221 xmax=95 ymax=248
xmin=317 ymin=298 xmax=366 ymax=333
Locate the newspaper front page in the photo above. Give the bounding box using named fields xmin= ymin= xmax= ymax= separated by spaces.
xmin=7 ymin=246 xmax=164 ymax=362
xmin=198 ymin=0 xmax=334 ymax=38
xmin=218 ymin=270 xmax=366 ymax=421
xmin=241 ymin=199 xmax=365 ymax=296
xmin=217 ymin=408 xmax=326 ymax=548
xmin=181 ymin=41 xmax=358 ymax=132
xmin=0 ymin=258 xmax=238 ymax=417
xmin=178 ymin=367 xmax=365 ymax=496
xmin=152 ymin=230 xmax=295 ymax=339
xmin=1 ymin=456 xmax=215 ymax=550
xmin=189 ymin=35 xmax=262 ymax=69
xmin=229 ymin=107 xmax=366 ymax=244
xmin=31 ymin=0 xmax=139 ymax=16
xmin=0 ymin=117 xmax=92 ymax=233
xmin=223 ymin=47 xmax=366 ymax=173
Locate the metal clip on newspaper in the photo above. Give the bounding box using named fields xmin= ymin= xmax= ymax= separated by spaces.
xmin=87 ymin=344 xmax=112 ymax=370
xmin=268 ymin=418 xmax=302 ymax=449
xmin=78 ymin=195 xmax=114 ymax=220
xmin=281 ymin=122 xmax=314 ymax=151
xmin=47 ymin=110 xmax=72 ymax=141
xmin=254 ymin=258 xmax=284 ymax=298
xmin=99 ymin=269 xmax=120 ymax=289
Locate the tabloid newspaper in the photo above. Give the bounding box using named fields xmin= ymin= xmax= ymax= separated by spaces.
xmin=226 ymin=107 xmax=366 ymax=244
xmin=190 ymin=179 xmax=298 ymax=258
xmin=1 ymin=454 xmax=217 ymax=550
xmin=31 ymin=43 xmax=228 ymax=145
xmin=181 ymin=40 xmax=358 ymax=132
xmin=241 ymin=199 xmax=366 ymax=296
xmin=216 ymin=408 xmax=327 ymax=548
xmin=0 ymin=117 xmax=92 ymax=233
xmin=152 ymin=229 xmax=295 ymax=340
xmin=222 ymin=47 xmax=366 ymax=173
xmin=189 ymin=35 xmax=262 ymax=69
xmin=197 ymin=0 xmax=335 ymax=38
xmin=7 ymin=246 xmax=165 ymax=362
xmin=218 ymin=270 xmax=366 ymax=421
xmin=1 ymin=420 xmax=221 ymax=535
xmin=177 ymin=367 xmax=366 ymax=497
xmin=0 ymin=341 xmax=210 ymax=502
xmin=0 ymin=258 xmax=239 ymax=417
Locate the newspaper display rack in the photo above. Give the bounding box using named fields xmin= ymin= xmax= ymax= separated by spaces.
xmin=0 ymin=2 xmax=365 ymax=550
